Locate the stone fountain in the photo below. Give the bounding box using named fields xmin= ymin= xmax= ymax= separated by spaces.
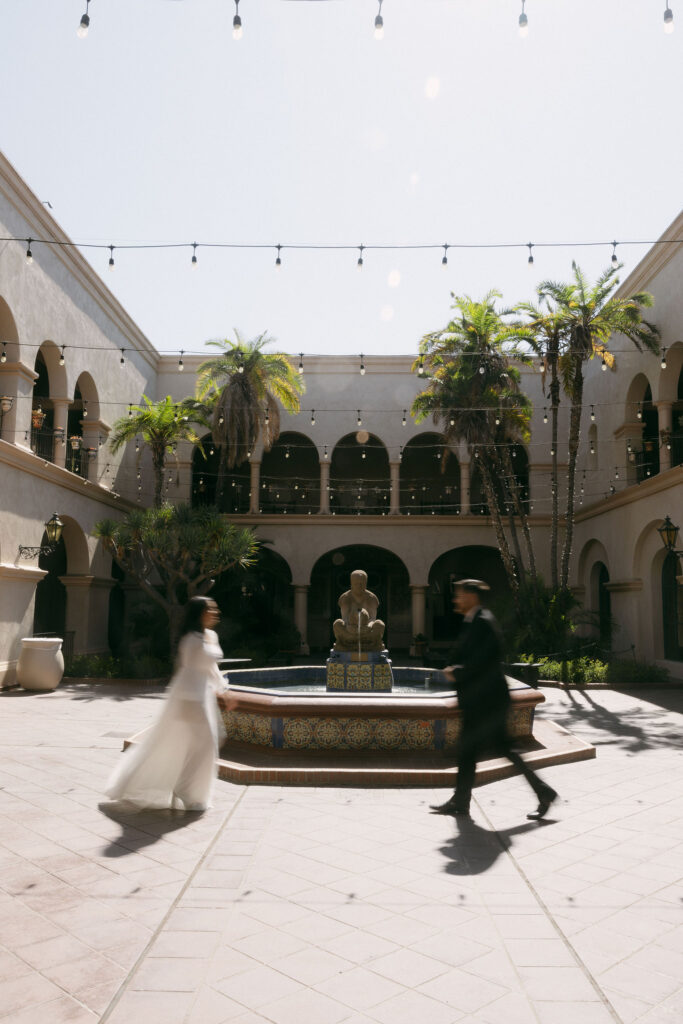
xmin=326 ymin=570 xmax=393 ymax=691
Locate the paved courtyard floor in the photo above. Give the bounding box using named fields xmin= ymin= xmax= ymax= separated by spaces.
xmin=0 ymin=682 xmax=682 ymax=1024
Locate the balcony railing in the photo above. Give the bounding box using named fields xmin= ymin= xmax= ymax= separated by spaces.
xmin=30 ymin=428 xmax=55 ymax=462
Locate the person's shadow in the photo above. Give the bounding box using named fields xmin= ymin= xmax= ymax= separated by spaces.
xmin=439 ymin=813 xmax=556 ymax=875
xmin=98 ymin=801 xmax=205 ymax=857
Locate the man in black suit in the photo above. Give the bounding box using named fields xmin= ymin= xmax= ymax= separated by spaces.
xmin=431 ymin=579 xmax=557 ymax=819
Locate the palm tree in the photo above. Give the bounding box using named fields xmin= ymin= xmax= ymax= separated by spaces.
xmin=411 ymin=292 xmax=535 ymax=596
xmin=195 ymin=331 xmax=304 ymax=506
xmin=109 ymin=395 xmax=205 ymax=508
xmin=536 ymin=263 xmax=660 ymax=589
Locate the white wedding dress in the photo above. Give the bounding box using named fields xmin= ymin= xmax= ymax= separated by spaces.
xmin=105 ymin=629 xmax=228 ymax=811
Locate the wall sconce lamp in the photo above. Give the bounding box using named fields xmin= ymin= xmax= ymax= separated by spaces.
xmin=657 ymin=516 xmax=683 ymax=557
xmin=0 ymin=395 xmax=14 ymax=431
xmin=18 ymin=513 xmax=65 ymax=560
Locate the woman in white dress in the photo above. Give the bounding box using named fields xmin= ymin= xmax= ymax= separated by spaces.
xmin=105 ymin=596 xmax=230 ymax=812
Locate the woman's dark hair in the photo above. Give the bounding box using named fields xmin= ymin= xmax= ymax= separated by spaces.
xmin=180 ymin=596 xmax=213 ymax=638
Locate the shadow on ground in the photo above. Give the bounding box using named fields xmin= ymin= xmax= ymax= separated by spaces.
xmin=545 ymin=687 xmax=683 ymax=753
xmin=97 ymin=801 xmax=204 ymax=856
xmin=439 ymin=815 xmax=555 ymax=875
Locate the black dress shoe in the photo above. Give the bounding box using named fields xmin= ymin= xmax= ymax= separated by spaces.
xmin=429 ymin=798 xmax=470 ymax=815
xmin=527 ymin=788 xmax=558 ymax=820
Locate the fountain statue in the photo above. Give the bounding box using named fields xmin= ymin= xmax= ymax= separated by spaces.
xmin=327 ymin=570 xmax=393 ymax=691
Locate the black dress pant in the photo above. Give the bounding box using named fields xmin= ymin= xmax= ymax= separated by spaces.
xmin=453 ymin=711 xmax=550 ymax=810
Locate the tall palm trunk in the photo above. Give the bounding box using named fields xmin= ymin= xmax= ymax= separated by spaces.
xmin=479 ymin=455 xmax=519 ymax=596
xmin=548 ymin=346 xmax=560 ymax=589
xmin=560 ymin=357 xmax=584 ymax=589
xmin=216 ymin=451 xmax=229 ymax=508
xmin=152 ymin=450 xmax=165 ymax=508
xmin=491 ymin=447 xmax=525 ymax=575
xmin=501 ymin=445 xmax=536 ymax=580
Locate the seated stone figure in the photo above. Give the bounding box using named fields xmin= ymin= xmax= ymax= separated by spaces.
xmin=333 ymin=570 xmax=386 ymax=652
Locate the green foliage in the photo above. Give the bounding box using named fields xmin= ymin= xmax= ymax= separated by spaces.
xmin=64 ymin=654 xmax=171 ymax=679
xmin=517 ymin=654 xmax=669 ymax=685
xmin=512 ymin=578 xmax=580 ymax=657
xmin=534 ymin=656 xmax=609 ymax=684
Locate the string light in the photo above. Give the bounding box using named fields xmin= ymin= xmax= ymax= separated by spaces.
xmin=323 ymin=444 xmax=328 ymax=459
xmin=601 ymin=355 xmax=607 ymax=371
xmin=59 ymin=346 xmax=66 ymax=367
xmin=402 ymin=410 xmax=407 ymax=427
xmin=357 ymin=411 xmax=362 ymax=427
xmin=0 ymin=343 xmax=6 ymax=364
xmin=374 ymin=0 xmax=384 ymax=39
xmin=135 ymin=437 xmax=139 ymax=452
xmin=615 ymin=466 xmax=619 ymax=479
xmin=357 ymin=245 xmax=364 ymax=270
xmin=120 ymin=348 xmax=125 ymax=366
xmin=77 ymin=0 xmax=90 ymax=38
xmin=590 ymin=405 xmax=595 ymax=422
xmin=518 ymin=0 xmax=529 ymax=37
xmin=359 ymin=354 xmax=365 ymax=375
xmin=25 ymin=239 xmax=33 ymax=265
xmin=310 ymin=409 xmax=315 ymax=425
xmin=661 ymin=348 xmax=667 ymax=369
xmin=178 ymin=350 xmax=184 ymax=372
xmin=275 ymin=244 xmax=282 ymax=270
xmin=82 ymin=400 xmax=88 ymax=418
xmin=191 ymin=242 xmax=198 ymax=268
xmin=664 ymin=2 xmax=674 ymax=32
xmin=264 ymin=408 xmax=269 ymax=425
xmin=128 ymin=404 xmax=133 ymax=417
xmin=442 ymin=244 xmax=448 ymax=267
xmin=543 ymin=408 xmax=548 ymax=424
xmin=611 ymin=241 xmax=618 ymax=266
xmin=233 ymin=0 xmax=243 ymax=40
xmin=108 ymin=245 xmax=115 ymax=272
xmin=298 ymin=353 xmax=304 ymax=375
xmin=418 ymin=356 xmax=424 ymax=376
xmin=527 ymin=242 xmax=534 ymax=265
xmin=636 ymin=402 xmax=642 ymax=420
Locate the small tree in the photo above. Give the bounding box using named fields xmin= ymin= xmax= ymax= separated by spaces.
xmin=95 ymin=503 xmax=259 ymax=655
xmin=109 ymin=395 xmax=206 ymax=508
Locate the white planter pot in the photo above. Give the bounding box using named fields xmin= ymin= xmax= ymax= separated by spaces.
xmin=16 ymin=638 xmax=64 ymax=691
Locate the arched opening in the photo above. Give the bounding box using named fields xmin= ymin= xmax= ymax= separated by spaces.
xmin=33 ymin=534 xmax=67 ymax=640
xmin=66 ymin=383 xmax=90 ymax=478
xmin=399 ymin=433 xmax=460 ymax=515
xmin=590 ymin=561 xmax=612 ymax=648
xmin=672 ymin=365 xmax=683 ymax=468
xmin=428 ymin=546 xmax=510 ymax=642
xmin=330 ymin=433 xmax=390 ymax=515
xmin=211 ymin=548 xmax=297 ymax=663
xmin=637 ymin=384 xmax=660 ymax=481
xmin=309 ymin=545 xmax=410 ymax=652
xmin=0 ymin=295 xmax=20 ymax=441
xmin=107 ymin=560 xmax=126 ymax=656
xmin=662 ymin=553 xmax=683 ymax=661
xmin=261 ymin=432 xmax=319 ymax=514
xmin=192 ymin=434 xmax=220 ymax=507
xmin=31 ymin=351 xmax=55 ymax=461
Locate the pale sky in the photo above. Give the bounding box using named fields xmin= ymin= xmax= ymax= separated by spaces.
xmin=2 ymin=0 xmax=681 ymax=360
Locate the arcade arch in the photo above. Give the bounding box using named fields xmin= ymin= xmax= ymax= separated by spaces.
xmin=399 ymin=432 xmax=460 ymax=515
xmin=330 ymin=433 xmax=390 ymax=515
xmin=261 ymin=431 xmax=319 ymax=514
xmin=428 ymin=546 xmax=509 ymax=641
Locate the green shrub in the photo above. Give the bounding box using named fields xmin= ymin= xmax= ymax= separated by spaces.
xmin=605 ymin=659 xmax=670 ymax=685
xmin=64 ymin=654 xmax=171 ymax=680
xmin=533 ymin=656 xmax=609 ymax=684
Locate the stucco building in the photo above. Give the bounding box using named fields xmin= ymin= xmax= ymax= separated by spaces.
xmin=1 ymin=152 xmax=681 ymax=685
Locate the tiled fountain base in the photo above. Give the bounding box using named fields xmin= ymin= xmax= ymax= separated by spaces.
xmin=215 ymin=719 xmax=594 ymax=787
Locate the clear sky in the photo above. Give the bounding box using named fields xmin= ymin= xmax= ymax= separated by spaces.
xmin=1 ymin=0 xmax=681 ymax=361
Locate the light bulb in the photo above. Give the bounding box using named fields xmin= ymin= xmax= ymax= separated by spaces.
xmin=77 ymin=13 xmax=90 ymax=38
xmin=664 ymin=7 xmax=674 ymax=32
xmin=25 ymin=239 xmax=33 ymax=265
xmin=191 ymin=243 xmax=198 ymax=267
xmin=374 ymin=15 xmax=384 ymax=40
xmin=233 ymin=15 xmax=243 ymax=40
xmin=518 ymin=12 xmax=528 ymax=36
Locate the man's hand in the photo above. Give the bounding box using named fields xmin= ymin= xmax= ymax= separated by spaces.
xmin=442 ymin=665 xmax=456 ymax=683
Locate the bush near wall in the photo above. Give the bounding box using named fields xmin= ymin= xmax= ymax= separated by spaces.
xmin=64 ymin=654 xmax=171 ymax=680
xmin=518 ymin=654 xmax=669 ymax=685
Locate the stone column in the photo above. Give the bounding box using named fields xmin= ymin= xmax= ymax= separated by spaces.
xmin=0 ymin=361 xmax=37 ymax=447
xmin=50 ymin=398 xmax=70 ymax=468
xmin=460 ymin=460 xmax=470 ymax=514
xmin=293 ymin=584 xmax=310 ymax=654
xmin=58 ymin=575 xmax=95 ymax=655
xmin=319 ymin=460 xmax=330 ymax=513
xmin=657 ymin=401 xmax=673 ymax=473
xmin=249 ymin=461 xmax=261 ymax=513
xmin=389 ymin=460 xmax=401 ymax=514
xmin=410 ymin=584 xmax=428 ymax=651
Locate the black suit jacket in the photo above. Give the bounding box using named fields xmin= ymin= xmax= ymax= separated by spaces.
xmin=447 ymin=607 xmax=510 ymax=720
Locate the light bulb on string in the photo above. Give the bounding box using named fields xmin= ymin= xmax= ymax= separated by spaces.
xmin=402 ymin=410 xmax=407 ymax=427
xmin=108 ymin=245 xmax=115 ymax=272
xmin=359 ymin=354 xmax=365 ymax=375
xmin=418 ymin=355 xmax=425 ymax=376
xmin=275 ymin=244 xmax=282 ymax=270
xmin=611 ymin=241 xmax=618 ymax=266
xmin=615 ymin=466 xmax=619 ymax=480
xmin=82 ymin=400 xmax=88 ymax=419
xmin=77 ymin=1 xmax=90 ymax=38
xmin=191 ymin=242 xmax=198 ymax=268
xmin=591 ymin=405 xmax=596 ymax=422
xmin=601 ymin=354 xmax=607 ymax=371
xmin=661 ymin=348 xmax=667 ymax=369
xmin=323 ymin=444 xmax=328 ymax=459
xmin=264 ymin=408 xmax=269 ymax=425
xmin=285 ymin=446 xmax=290 ymax=459
xmin=357 ymin=411 xmax=362 ymax=427
xmin=233 ymin=0 xmax=243 ymax=40
xmin=59 ymin=346 xmax=65 ymax=367
xmin=441 ymin=244 xmax=449 ymax=267
xmin=0 ymin=343 xmax=6 ymax=364
xmin=527 ymin=242 xmax=534 ymax=265
xmin=374 ymin=0 xmax=384 ymax=39
xmin=664 ymin=3 xmax=674 ymax=32
xmin=310 ymin=409 xmax=315 ymax=425
xmin=518 ymin=0 xmax=528 ymax=37
xmin=135 ymin=437 xmax=139 ymax=453
xmin=178 ymin=350 xmax=184 ymax=371
xmin=120 ymin=348 xmax=125 ymax=366
xmin=298 ymin=352 xmax=304 ymax=375
xmin=543 ymin=408 xmax=548 ymax=424
xmin=25 ymin=239 xmax=33 ymax=265
xmin=357 ymin=245 xmax=364 ymax=270
xmin=128 ymin=404 xmax=133 ymax=418
xmin=636 ymin=402 xmax=642 ymax=420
